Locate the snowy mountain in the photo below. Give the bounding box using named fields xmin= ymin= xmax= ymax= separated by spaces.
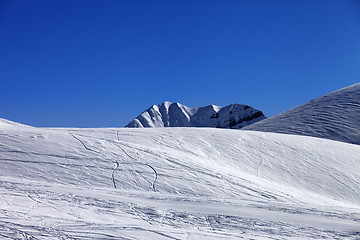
xmin=1 ymin=120 xmax=359 ymax=239
xmin=244 ymin=83 xmax=360 ymax=145
xmin=126 ymin=102 xmax=266 ymax=129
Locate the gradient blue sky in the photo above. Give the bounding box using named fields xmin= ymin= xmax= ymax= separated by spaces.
xmin=1 ymin=0 xmax=359 ymax=127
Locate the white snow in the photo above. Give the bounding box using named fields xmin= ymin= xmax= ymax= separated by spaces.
xmin=0 ymin=122 xmax=359 ymax=239
xmin=243 ymin=83 xmax=360 ymax=145
xmin=126 ymin=102 xmax=266 ymax=129
xmin=0 ymin=118 xmax=30 ymax=128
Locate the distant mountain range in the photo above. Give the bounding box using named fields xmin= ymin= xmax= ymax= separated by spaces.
xmin=243 ymin=83 xmax=360 ymax=145
xmin=126 ymin=102 xmax=266 ymax=129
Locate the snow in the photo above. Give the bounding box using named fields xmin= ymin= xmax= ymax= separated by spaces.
xmin=1 ymin=122 xmax=360 ymax=239
xmin=243 ymin=83 xmax=360 ymax=145
xmin=126 ymin=102 xmax=266 ymax=129
xmin=0 ymin=118 xmax=30 ymax=128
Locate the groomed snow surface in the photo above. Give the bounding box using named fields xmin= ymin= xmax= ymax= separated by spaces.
xmin=1 ymin=122 xmax=360 ymax=239
xmin=244 ymin=83 xmax=360 ymax=146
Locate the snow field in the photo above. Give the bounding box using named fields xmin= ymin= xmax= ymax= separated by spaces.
xmin=0 ymin=125 xmax=359 ymax=239
xmin=244 ymin=82 xmax=360 ymax=145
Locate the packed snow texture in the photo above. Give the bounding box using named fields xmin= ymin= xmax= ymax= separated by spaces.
xmin=0 ymin=120 xmax=359 ymax=239
xmin=244 ymin=83 xmax=360 ymax=145
xmin=126 ymin=101 xmax=266 ymax=129
xmin=0 ymin=118 xmax=30 ymax=128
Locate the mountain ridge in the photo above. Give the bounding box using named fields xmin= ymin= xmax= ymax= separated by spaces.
xmin=126 ymin=101 xmax=266 ymax=129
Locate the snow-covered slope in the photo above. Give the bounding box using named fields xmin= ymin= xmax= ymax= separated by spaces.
xmin=0 ymin=117 xmax=30 ymax=128
xmin=1 ymin=122 xmax=359 ymax=239
xmin=126 ymin=101 xmax=266 ymax=129
xmin=244 ymin=83 xmax=360 ymax=145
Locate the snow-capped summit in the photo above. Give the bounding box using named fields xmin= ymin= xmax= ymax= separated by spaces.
xmin=244 ymin=83 xmax=360 ymax=145
xmin=126 ymin=102 xmax=266 ymax=129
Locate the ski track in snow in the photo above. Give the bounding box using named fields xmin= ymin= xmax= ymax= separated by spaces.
xmin=0 ymin=126 xmax=359 ymax=239
xmin=69 ymin=133 xmax=99 ymax=153
xmin=147 ymin=164 xmax=158 ymax=192
xmin=111 ymin=161 xmax=119 ymax=189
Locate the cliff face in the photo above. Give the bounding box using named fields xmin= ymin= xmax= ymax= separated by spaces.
xmin=126 ymin=101 xmax=266 ymax=129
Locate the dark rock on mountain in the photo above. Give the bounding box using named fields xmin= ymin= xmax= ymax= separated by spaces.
xmin=126 ymin=102 xmax=266 ymax=129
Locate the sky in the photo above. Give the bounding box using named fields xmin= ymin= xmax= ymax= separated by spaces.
xmin=1 ymin=0 xmax=359 ymax=127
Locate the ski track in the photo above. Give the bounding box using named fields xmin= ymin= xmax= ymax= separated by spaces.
xmin=111 ymin=161 xmax=119 ymax=189
xmin=147 ymin=164 xmax=158 ymax=192
xmin=69 ymin=133 xmax=99 ymax=153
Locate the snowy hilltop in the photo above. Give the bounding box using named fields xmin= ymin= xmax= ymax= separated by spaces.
xmin=126 ymin=101 xmax=266 ymax=129
xmin=243 ymin=83 xmax=360 ymax=145
xmin=0 ymin=117 xmax=30 ymax=128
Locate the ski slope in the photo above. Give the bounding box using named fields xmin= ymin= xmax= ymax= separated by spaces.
xmin=244 ymin=83 xmax=360 ymax=145
xmin=0 ymin=121 xmax=360 ymax=239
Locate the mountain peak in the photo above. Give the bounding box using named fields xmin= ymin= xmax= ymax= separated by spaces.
xmin=126 ymin=102 xmax=266 ymax=129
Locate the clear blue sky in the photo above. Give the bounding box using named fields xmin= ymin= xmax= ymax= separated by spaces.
xmin=1 ymin=0 xmax=359 ymax=127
